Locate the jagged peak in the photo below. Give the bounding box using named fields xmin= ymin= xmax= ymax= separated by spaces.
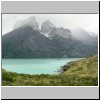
xmin=14 ymin=16 xmax=39 ymax=31
xmin=41 ymin=20 xmax=55 ymax=33
xmin=42 ymin=20 xmax=54 ymax=26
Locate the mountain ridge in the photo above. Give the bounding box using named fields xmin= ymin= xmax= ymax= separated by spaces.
xmin=2 ymin=16 xmax=98 ymax=58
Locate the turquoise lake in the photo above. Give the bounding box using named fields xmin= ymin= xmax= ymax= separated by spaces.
xmin=2 ymin=58 xmax=81 ymax=75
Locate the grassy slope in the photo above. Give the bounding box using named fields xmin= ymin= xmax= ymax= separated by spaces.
xmin=2 ymin=54 xmax=98 ymax=86
xmin=62 ymin=54 xmax=98 ymax=78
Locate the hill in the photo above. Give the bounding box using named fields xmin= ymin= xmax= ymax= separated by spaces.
xmin=61 ymin=54 xmax=98 ymax=78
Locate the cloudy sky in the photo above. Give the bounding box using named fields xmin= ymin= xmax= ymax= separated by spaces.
xmin=2 ymin=14 xmax=99 ymax=35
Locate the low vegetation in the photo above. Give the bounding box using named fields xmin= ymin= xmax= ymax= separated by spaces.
xmin=61 ymin=54 xmax=98 ymax=78
xmin=2 ymin=54 xmax=98 ymax=86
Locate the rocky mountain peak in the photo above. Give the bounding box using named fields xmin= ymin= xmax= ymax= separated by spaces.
xmin=14 ymin=16 xmax=39 ymax=31
xmin=41 ymin=20 xmax=55 ymax=33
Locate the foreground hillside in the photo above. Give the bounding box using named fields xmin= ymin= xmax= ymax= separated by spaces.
xmin=2 ymin=55 xmax=98 ymax=86
xmin=61 ymin=54 xmax=98 ymax=78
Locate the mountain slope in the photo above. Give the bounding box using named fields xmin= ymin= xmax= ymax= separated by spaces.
xmin=2 ymin=26 xmax=62 ymax=58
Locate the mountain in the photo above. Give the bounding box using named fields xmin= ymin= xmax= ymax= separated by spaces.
xmin=14 ymin=16 xmax=39 ymax=31
xmin=41 ymin=20 xmax=72 ymax=39
xmin=2 ymin=16 xmax=98 ymax=58
xmin=41 ymin=20 xmax=98 ymax=57
xmin=41 ymin=20 xmax=55 ymax=34
xmin=71 ymin=28 xmax=98 ymax=45
xmin=2 ymin=26 xmax=62 ymax=58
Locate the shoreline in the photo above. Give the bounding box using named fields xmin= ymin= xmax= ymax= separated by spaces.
xmin=2 ymin=54 xmax=98 ymax=86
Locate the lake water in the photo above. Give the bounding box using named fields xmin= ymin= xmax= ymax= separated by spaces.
xmin=2 ymin=58 xmax=81 ymax=75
